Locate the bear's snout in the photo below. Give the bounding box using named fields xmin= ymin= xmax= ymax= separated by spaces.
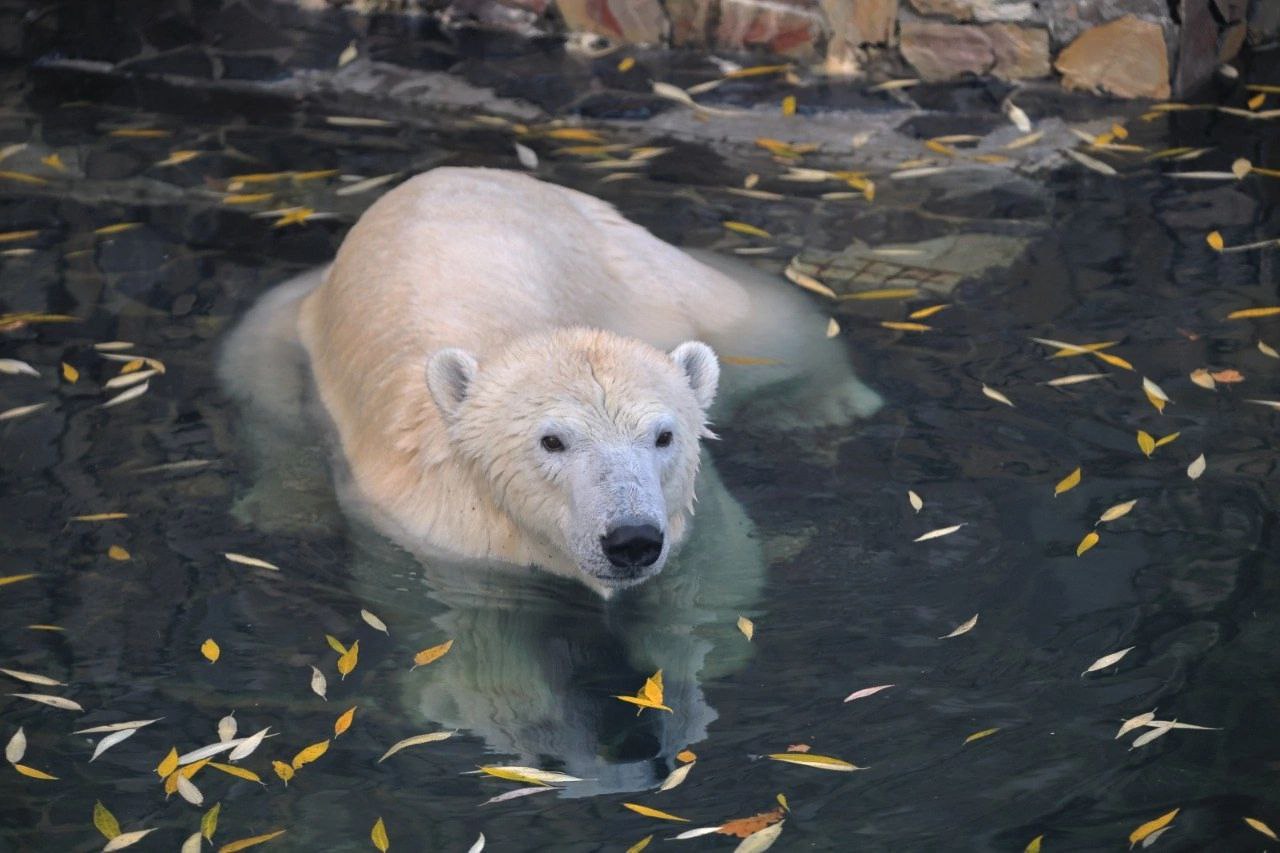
xmin=600 ymin=521 xmax=664 ymax=572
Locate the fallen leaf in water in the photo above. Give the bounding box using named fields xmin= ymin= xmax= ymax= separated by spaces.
xmin=371 ymin=817 xmax=389 ymax=852
xmin=1189 ymin=369 xmax=1215 ymax=389
xmin=677 ymin=749 xmax=697 ymax=763
xmin=1077 ymin=531 xmax=1100 ymax=556
xmin=881 ymin=321 xmax=932 ymax=332
xmin=291 ymin=739 xmax=329 ymax=770
xmin=156 ymin=747 xmax=179 ymax=777
xmin=1002 ymin=99 xmax=1032 ymax=132
xmin=1142 ymin=377 xmax=1172 ymax=405
xmin=1065 ymin=149 xmax=1117 ymax=175
xmin=1129 ymin=809 xmax=1178 ymax=846
xmin=718 ymin=807 xmax=785 ymax=838
xmin=1258 ymin=341 xmax=1279 ymax=358
xmin=217 ymin=829 xmax=286 ymax=852
xmin=844 ymin=684 xmax=893 ymax=703
xmin=0 ymin=403 xmax=49 ymax=421
xmin=228 ymin=726 xmax=270 ymax=761
xmin=271 ymin=761 xmax=293 ymax=784
xmin=94 ymin=801 xmax=121 ymax=839
xmin=623 ymin=802 xmax=690 ymax=822
xmin=360 ymin=609 xmax=389 ymax=634
xmin=1083 ymin=647 xmax=1134 ymax=675
xmin=982 ymin=384 xmax=1014 ymax=407
xmin=176 ymin=771 xmax=204 ymax=805
xmin=723 ymin=221 xmax=771 ymax=239
xmin=0 ymin=668 xmax=64 ymax=687
xmin=412 ymin=639 xmax=453 ymax=669
xmin=60 ymin=362 xmax=78 ymax=383
xmin=1227 ymin=306 xmax=1280 ymax=319
xmin=1245 ymin=818 xmax=1278 ymax=841
xmin=310 ymin=666 xmax=327 ymax=700
xmin=0 ymin=170 xmax=49 ymax=185
xmin=5 ymin=727 xmax=25 ymax=763
xmin=658 ymin=761 xmax=694 ymax=791
xmin=224 ymin=553 xmax=279 ymax=571
xmin=202 ymin=803 xmax=220 ymax=841
xmin=1046 ymin=373 xmax=1107 ymax=387
xmin=767 ymin=752 xmax=862 ymax=771
xmin=624 ymin=835 xmax=651 ymax=853
xmin=735 ymin=821 xmax=784 ymax=853
xmin=737 ymin=616 xmax=754 ymax=641
xmin=964 ymin=728 xmax=998 ymax=744
xmin=914 ymin=524 xmax=964 ymax=542
xmin=271 ymin=208 xmax=315 ymax=229
xmin=336 ymin=173 xmax=399 ymax=196
xmin=334 ymin=706 xmax=356 ymax=737
xmin=908 ymin=491 xmax=923 ymax=512
xmin=479 ymin=785 xmax=556 ymax=805
xmin=1130 ymin=723 xmax=1174 ymax=749
xmin=825 ymin=318 xmax=840 ymax=338
xmin=0 ymin=574 xmax=37 ymax=586
xmin=378 ymin=730 xmax=455 ymax=762
xmin=1209 ymin=369 xmax=1243 ymax=383
xmin=1025 ymin=835 xmax=1043 ymax=853
xmin=102 ymin=381 xmax=149 ymax=408
xmin=103 ymin=829 xmax=157 ymax=850
xmin=514 ymin=142 xmax=537 ymax=170
xmin=11 ymin=693 xmax=82 ymax=711
xmin=1116 ymin=711 xmax=1157 ymax=739
xmin=156 ymin=150 xmax=201 ymax=167
xmin=847 ymin=288 xmax=921 ymax=301
xmin=90 ymin=728 xmax=138 ymax=761
xmin=909 ymin=304 xmax=949 ymax=320
xmin=201 ymin=639 xmax=220 ymax=663
xmin=13 ymin=763 xmax=57 ymax=780
xmin=1247 ymin=399 xmax=1280 ymax=410
xmin=941 ymin=614 xmax=978 ymax=639
xmin=208 ymin=762 xmax=261 ymax=783
xmin=616 ymin=670 xmax=671 ymax=713
xmin=785 ymin=744 xmax=810 ymax=753
xmin=0 ymin=358 xmax=39 ymax=377
xmin=783 ymin=265 xmax=836 ymax=299
xmin=1187 ymin=454 xmax=1206 ymax=480
xmin=479 ymin=765 xmax=581 ymax=784
xmin=1054 ymin=467 xmax=1081 ymax=496
xmin=223 ymin=193 xmax=272 ymax=205
xmin=337 ymin=640 xmax=359 ymax=679
xmin=781 ymin=95 xmax=796 ymax=116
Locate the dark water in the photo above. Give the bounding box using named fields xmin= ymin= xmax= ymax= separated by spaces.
xmin=2 ymin=36 xmax=1280 ymax=853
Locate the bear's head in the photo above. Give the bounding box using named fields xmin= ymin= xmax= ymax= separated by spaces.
xmin=425 ymin=327 xmax=719 ymax=594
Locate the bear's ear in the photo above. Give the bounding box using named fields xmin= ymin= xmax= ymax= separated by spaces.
xmin=426 ymin=348 xmax=479 ymax=423
xmin=669 ymin=341 xmax=719 ymax=411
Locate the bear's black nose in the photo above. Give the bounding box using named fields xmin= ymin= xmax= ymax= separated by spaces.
xmin=601 ymin=523 xmax=664 ymax=570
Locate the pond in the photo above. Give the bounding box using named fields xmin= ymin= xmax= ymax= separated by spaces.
xmin=1 ymin=26 xmax=1279 ymax=853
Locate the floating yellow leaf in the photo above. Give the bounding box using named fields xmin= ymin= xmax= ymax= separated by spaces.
xmin=94 ymin=222 xmax=139 ymax=236
xmin=625 ymin=835 xmax=652 ymax=853
xmin=1054 ymin=467 xmax=1081 ymax=496
xmin=617 ymin=57 xmax=635 ymax=72
xmin=412 ymin=639 xmax=453 ymax=669
xmin=909 ymin=304 xmax=949 ymax=320
xmin=721 ymin=355 xmax=784 ymax=366
xmin=1093 ymin=350 xmax=1134 ymax=371
xmin=208 ymin=763 xmax=261 ymax=783
xmin=42 ymin=153 xmax=67 ymax=171
xmin=201 ymin=639 xmax=220 ymax=663
xmin=291 ymin=739 xmax=330 ymax=770
xmin=1227 ymin=306 xmax=1280 ymax=319
xmin=964 ymin=728 xmax=999 ymax=744
xmin=222 ymin=193 xmax=273 ymax=205
xmin=881 ymin=321 xmax=931 ymax=332
xmin=1144 ymin=388 xmax=1165 ymax=413
xmin=107 ymin=545 xmax=130 ymax=561
xmin=544 ymin=128 xmax=604 ymax=142
xmin=271 ymin=761 xmax=293 ymax=784
xmin=156 ymin=150 xmax=200 ymax=167
xmin=14 ymin=763 xmax=57 ymax=779
xmin=1076 ymin=531 xmax=1100 ymax=556
xmin=1189 ymin=368 xmax=1215 ymax=389
xmin=676 ymin=749 xmax=696 ymax=763
xmin=1025 ymin=835 xmax=1043 ymax=853
xmin=737 ymin=616 xmax=754 ymax=641
xmin=0 ymin=573 xmax=37 ymax=586
xmin=334 ymin=706 xmax=357 ymax=737
xmin=845 ymin=288 xmax=920 ymax=300
xmin=622 ymin=803 xmax=690 ymax=822
xmin=94 ymin=801 xmax=121 ymax=839
xmin=723 ymin=221 xmax=771 ymax=239
xmin=616 ymin=670 xmax=671 ymax=713
xmin=781 ymin=95 xmax=796 ymax=117
xmin=217 ymin=829 xmax=286 ymax=852
xmin=337 ymin=640 xmax=359 ymax=679
xmin=156 ymin=747 xmax=179 ymax=778
xmin=1207 ymin=231 xmax=1224 ymax=251
xmin=202 ymin=803 xmax=221 ymax=841
xmin=371 ymin=817 xmax=389 ymax=852
xmin=1137 ymin=431 xmax=1156 ymax=457
xmin=1154 ymin=432 xmax=1180 ymax=449
xmin=0 ymin=229 xmax=38 ymax=243
xmin=61 ymin=362 xmax=78 ymax=383
xmin=0 ymin=171 xmax=49 ymax=185
xmin=727 ymin=64 xmax=791 ymax=79
xmin=1128 ymin=809 xmax=1178 ymax=846
xmin=272 ymin=207 xmax=314 ymax=228
xmin=326 ymin=635 xmax=348 ymax=655
xmin=71 ymin=512 xmax=128 ymax=522
xmin=766 ymin=752 xmax=862 ymax=771
xmin=1248 ymin=92 xmax=1267 ymax=110
xmin=110 ymin=128 xmax=171 ymax=138
xmin=1245 ymin=818 xmax=1278 ymax=841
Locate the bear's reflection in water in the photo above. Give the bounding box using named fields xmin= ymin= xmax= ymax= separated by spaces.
xmin=219 ymin=238 xmax=878 ymax=795
xmin=339 ymin=458 xmax=761 ymax=796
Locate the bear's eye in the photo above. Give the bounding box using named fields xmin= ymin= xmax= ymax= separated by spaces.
xmin=655 ymin=430 xmax=673 ymax=448
xmin=540 ymin=435 xmax=565 ymax=452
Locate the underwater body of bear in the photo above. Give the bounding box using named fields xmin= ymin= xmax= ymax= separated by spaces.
xmin=226 ymin=167 xmax=881 ymax=595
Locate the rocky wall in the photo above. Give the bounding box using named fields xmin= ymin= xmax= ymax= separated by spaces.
xmin=305 ymin=0 xmax=1280 ymax=98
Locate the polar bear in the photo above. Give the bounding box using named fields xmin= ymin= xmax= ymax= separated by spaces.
xmin=249 ymin=167 xmax=879 ymax=595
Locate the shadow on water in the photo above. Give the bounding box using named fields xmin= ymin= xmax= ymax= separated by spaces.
xmin=0 ymin=17 xmax=1279 ymax=852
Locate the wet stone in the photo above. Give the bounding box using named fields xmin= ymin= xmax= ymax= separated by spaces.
xmin=553 ymin=0 xmax=668 ymax=45
xmin=1054 ymin=14 xmax=1171 ymax=99
xmin=900 ymin=21 xmax=1049 ymax=82
xmin=714 ymin=0 xmax=826 ymax=57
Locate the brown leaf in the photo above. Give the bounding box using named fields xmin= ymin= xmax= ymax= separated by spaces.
xmin=718 ymin=808 xmax=785 ymax=839
xmin=785 ymin=744 xmax=810 ymax=753
xmin=1209 ymin=369 xmax=1244 ymax=383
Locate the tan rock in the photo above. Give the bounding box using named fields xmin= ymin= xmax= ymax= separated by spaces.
xmin=908 ymin=0 xmax=1040 ymax=23
xmin=821 ymin=0 xmax=899 ymax=46
xmin=900 ymin=20 xmax=1049 ymax=81
xmin=1054 ymin=15 xmax=1171 ymax=99
xmin=715 ymin=0 xmax=825 ymax=57
xmin=554 ymin=0 xmax=667 ymax=44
